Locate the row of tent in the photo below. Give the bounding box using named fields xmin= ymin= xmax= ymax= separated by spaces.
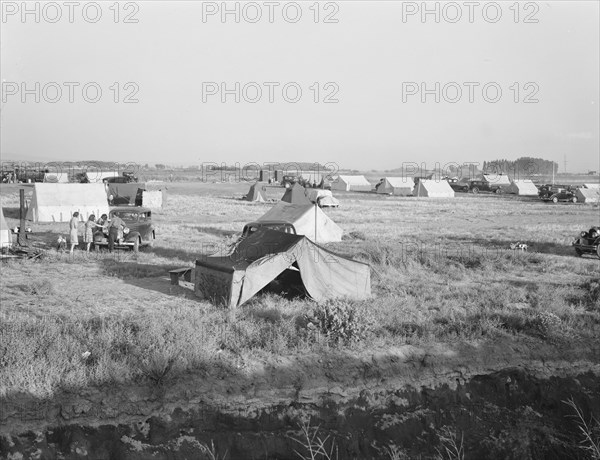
xmin=33 ymin=170 xmax=124 ymax=184
xmin=245 ymin=182 xmax=341 ymax=207
xmin=25 ymin=183 xmax=165 ymax=223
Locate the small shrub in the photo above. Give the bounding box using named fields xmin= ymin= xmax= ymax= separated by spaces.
xmin=528 ymin=311 xmax=562 ymax=338
xmin=25 ymin=279 xmax=55 ymax=296
xmin=304 ymin=299 xmax=372 ymax=345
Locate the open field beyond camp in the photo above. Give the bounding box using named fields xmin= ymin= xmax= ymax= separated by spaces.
xmin=1 ymin=181 xmax=599 ymax=459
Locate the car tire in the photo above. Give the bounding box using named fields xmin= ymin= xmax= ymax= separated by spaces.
xmin=495 ymin=188 xmax=502 ymax=194
xmin=132 ymin=238 xmax=139 ymax=253
xmin=597 ymin=246 xmax=600 ymax=259
xmin=472 ymin=187 xmax=479 ymax=194
xmin=575 ymin=248 xmax=583 ymax=257
xmin=572 ymin=196 xmax=578 ymax=203
xmin=552 ymin=197 xmax=559 ymax=203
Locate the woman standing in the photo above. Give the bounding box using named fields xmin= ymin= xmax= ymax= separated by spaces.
xmin=69 ymin=212 xmax=80 ymax=253
xmin=83 ymin=215 xmax=98 ymax=252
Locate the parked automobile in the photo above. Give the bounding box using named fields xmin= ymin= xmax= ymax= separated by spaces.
xmin=93 ymin=206 xmax=155 ymax=252
xmin=538 ymin=185 xmax=577 ymax=203
xmin=572 ymin=227 xmax=600 ymax=258
xmin=242 ymin=221 xmax=296 ymax=237
xmin=467 ymin=180 xmax=504 ymax=194
xmin=446 ymin=178 xmax=469 ymax=193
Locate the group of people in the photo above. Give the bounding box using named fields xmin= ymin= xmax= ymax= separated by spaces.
xmin=67 ymin=212 xmax=125 ymax=253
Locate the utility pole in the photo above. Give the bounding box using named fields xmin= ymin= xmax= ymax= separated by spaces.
xmin=564 ymin=154 xmax=567 ymax=175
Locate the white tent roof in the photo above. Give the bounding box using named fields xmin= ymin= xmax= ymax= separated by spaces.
xmin=26 ymin=183 xmax=110 ymax=223
xmin=583 ymin=183 xmax=600 ymax=189
xmin=413 ymin=180 xmax=455 ymax=197
xmin=331 ymin=175 xmax=371 ymax=191
xmin=382 ymin=177 xmax=412 ymax=188
xmin=575 ymin=187 xmax=600 ymax=203
xmin=337 ymin=175 xmax=370 ymax=186
xmin=508 ymin=179 xmax=539 ymax=196
xmin=0 ymin=207 xmax=12 ymax=248
xmin=256 ymin=202 xmax=343 ymax=243
xmin=483 ymin=174 xmax=512 ymax=186
xmin=376 ymin=177 xmax=413 ymax=195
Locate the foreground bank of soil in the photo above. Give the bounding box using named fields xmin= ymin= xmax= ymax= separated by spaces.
xmin=2 ymin=337 xmax=600 ymax=459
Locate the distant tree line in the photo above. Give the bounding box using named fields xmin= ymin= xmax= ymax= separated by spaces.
xmin=483 ymin=157 xmax=558 ymax=176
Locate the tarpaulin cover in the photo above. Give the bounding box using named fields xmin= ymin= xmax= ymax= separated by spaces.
xmin=107 ymin=183 xmax=146 ymax=206
xmin=245 ymin=182 xmax=268 ymax=202
xmin=195 ymin=229 xmax=371 ymax=307
xmin=257 ymin=202 xmax=343 ymax=243
xmin=281 ymin=183 xmax=312 ymax=205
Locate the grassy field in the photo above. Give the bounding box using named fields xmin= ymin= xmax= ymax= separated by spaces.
xmin=1 ymin=181 xmax=599 ymax=409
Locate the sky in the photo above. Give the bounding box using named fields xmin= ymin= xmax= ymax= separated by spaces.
xmin=1 ymin=1 xmax=599 ymax=172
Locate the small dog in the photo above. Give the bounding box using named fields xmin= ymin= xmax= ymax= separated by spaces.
xmin=57 ymin=235 xmax=67 ymax=252
xmin=510 ymin=242 xmax=528 ymax=252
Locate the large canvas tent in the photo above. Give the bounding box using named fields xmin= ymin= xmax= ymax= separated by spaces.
xmin=376 ymin=177 xmax=413 ymax=196
xmin=413 ymin=180 xmax=455 ymax=198
xmin=281 ymin=183 xmax=312 ymax=205
xmin=305 ymin=189 xmax=340 ymax=207
xmin=195 ymin=229 xmax=371 ymax=308
xmin=0 ymin=208 xmax=12 ymax=248
xmin=245 ymin=182 xmax=268 ymax=202
xmin=575 ymin=187 xmax=600 ymax=204
xmin=106 ymin=183 xmax=145 ymax=206
xmin=26 ymin=183 xmax=110 ymax=222
xmin=256 ymin=202 xmax=343 ymax=243
xmin=330 ymin=175 xmax=372 ymax=192
xmin=584 ymin=183 xmax=600 ymax=189
xmin=507 ymin=179 xmax=539 ymax=196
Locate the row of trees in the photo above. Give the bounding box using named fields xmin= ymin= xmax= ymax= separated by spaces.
xmin=483 ymin=157 xmax=558 ymax=176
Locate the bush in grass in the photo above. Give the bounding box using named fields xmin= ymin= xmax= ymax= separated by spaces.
xmin=26 ymin=278 xmax=55 ymax=296
xmin=304 ymin=299 xmax=372 ymax=345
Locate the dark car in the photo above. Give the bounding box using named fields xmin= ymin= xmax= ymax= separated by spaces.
xmin=242 ymin=221 xmax=297 ymax=238
xmin=446 ymin=178 xmax=469 ymax=193
xmin=572 ymin=227 xmax=600 ymax=258
xmin=538 ymin=185 xmax=577 ymax=203
xmin=93 ymin=206 xmax=155 ymax=252
xmin=467 ymin=180 xmax=504 ymax=194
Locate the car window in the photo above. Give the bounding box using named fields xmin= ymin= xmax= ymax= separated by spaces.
xmin=139 ymin=212 xmax=150 ymax=221
xmin=113 ymin=211 xmax=138 ymax=221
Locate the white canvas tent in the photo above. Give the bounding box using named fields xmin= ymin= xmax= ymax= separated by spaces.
xmin=26 ymin=183 xmax=110 ymax=223
xmin=330 ymin=175 xmax=372 ymax=192
xmin=43 ymin=172 xmax=69 ymax=183
xmin=507 ymin=179 xmax=539 ymax=196
xmin=376 ymin=177 xmax=413 ymax=196
xmin=584 ymin=183 xmax=600 ymax=189
xmin=0 ymin=208 xmax=12 ymax=248
xmin=575 ymin=187 xmax=600 ymax=204
xmin=85 ymin=170 xmax=120 ymax=183
xmin=482 ymin=174 xmax=512 ymax=186
xmin=256 ymin=202 xmax=343 ymax=243
xmin=413 ymin=180 xmax=455 ymax=198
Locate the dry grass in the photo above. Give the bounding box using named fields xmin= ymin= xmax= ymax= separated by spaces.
xmin=1 ymin=182 xmax=599 ymax=400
